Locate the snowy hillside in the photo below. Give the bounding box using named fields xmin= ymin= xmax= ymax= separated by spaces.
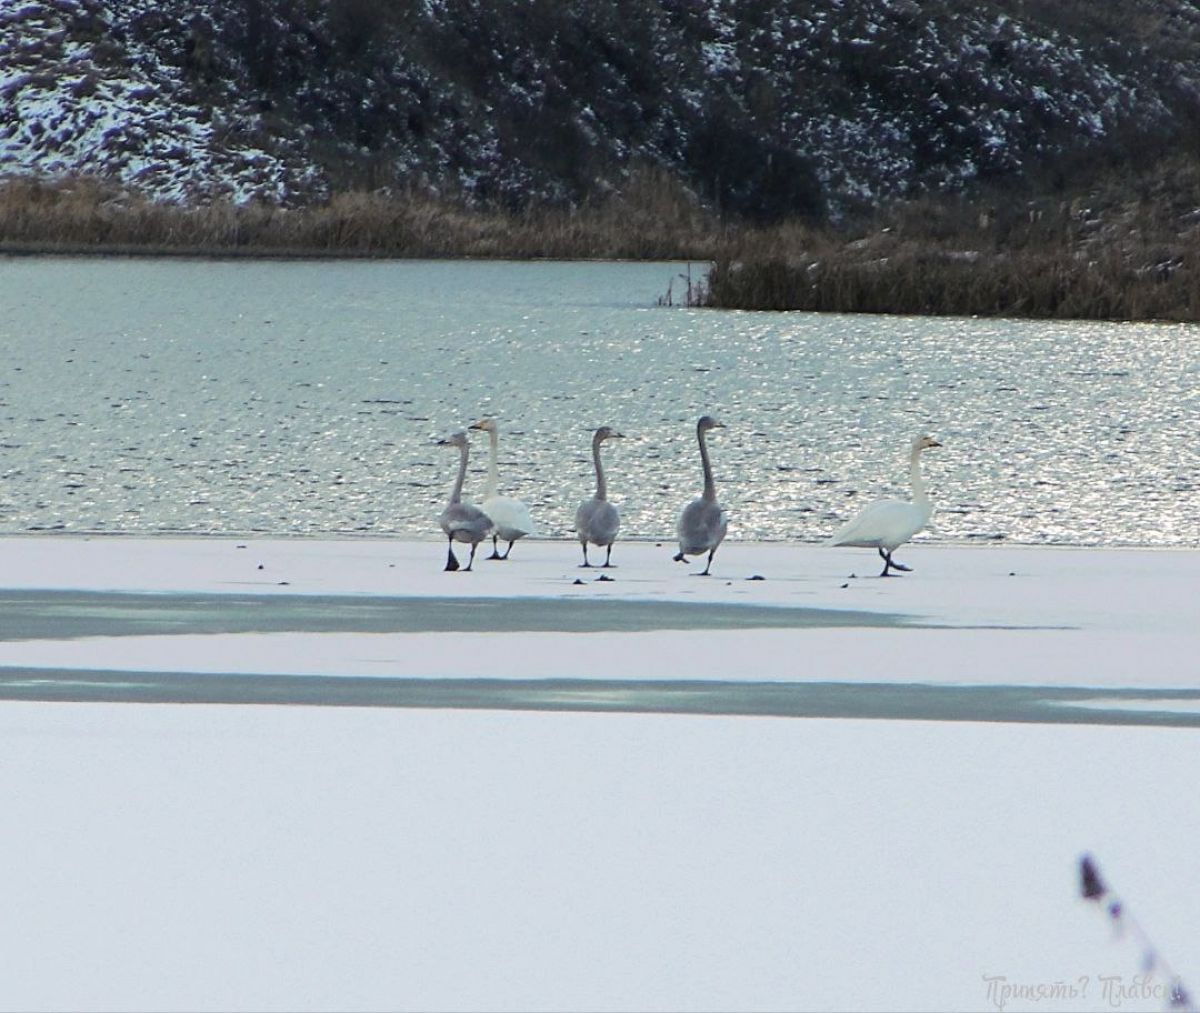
xmin=0 ymin=0 xmax=320 ymax=203
xmin=3 ymin=0 xmax=1199 ymax=217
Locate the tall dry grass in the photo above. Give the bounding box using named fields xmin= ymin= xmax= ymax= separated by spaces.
xmin=706 ymin=246 xmax=1200 ymax=321
xmin=705 ymin=172 xmax=1200 ymax=322
xmin=0 ymin=170 xmax=724 ymax=259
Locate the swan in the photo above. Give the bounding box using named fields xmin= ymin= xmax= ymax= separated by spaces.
xmin=437 ymin=430 xmax=493 ymax=572
xmin=674 ymin=415 xmax=728 ymax=576
xmin=829 ymin=434 xmax=942 ymax=576
xmin=468 ymin=418 xmax=537 ymax=559
xmin=574 ymin=425 xmax=624 ymax=567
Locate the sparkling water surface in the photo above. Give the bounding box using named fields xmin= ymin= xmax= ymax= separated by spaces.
xmin=1 ymin=256 xmax=1197 ymax=545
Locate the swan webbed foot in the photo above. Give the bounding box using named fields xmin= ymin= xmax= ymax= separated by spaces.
xmin=673 ymin=552 xmax=688 ymax=563
xmin=487 ymin=551 xmax=504 ymax=560
xmin=444 ymin=547 xmax=460 ymax=572
xmin=890 ymin=561 xmax=912 ymax=572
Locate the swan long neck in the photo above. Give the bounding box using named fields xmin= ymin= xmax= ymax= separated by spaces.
xmin=484 ymin=428 xmax=499 ymax=498
xmin=449 ymin=443 xmax=468 ymax=505
xmin=909 ymin=445 xmax=929 ymax=504
xmin=592 ymin=434 xmax=608 ymax=501
xmin=698 ymin=425 xmax=717 ymax=500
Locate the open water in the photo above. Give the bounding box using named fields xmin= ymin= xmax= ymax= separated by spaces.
xmin=2 ymin=256 xmax=1197 ymax=545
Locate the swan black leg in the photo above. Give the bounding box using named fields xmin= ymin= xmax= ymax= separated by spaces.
xmin=673 ymin=551 xmax=688 ymax=563
xmin=464 ymin=541 xmax=478 ymax=572
xmin=487 ymin=534 xmax=503 ymax=560
xmin=444 ymin=537 xmax=460 ymax=572
xmin=699 ymin=548 xmax=715 ymax=576
xmin=580 ymin=543 xmax=591 ymax=567
xmin=878 ymin=548 xmax=911 ymax=576
xmin=500 ymin=541 xmax=514 ymax=560
xmin=602 ymin=543 xmax=615 ymax=568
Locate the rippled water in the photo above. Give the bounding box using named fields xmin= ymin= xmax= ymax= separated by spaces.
xmin=1 ymin=256 xmax=1197 ymax=545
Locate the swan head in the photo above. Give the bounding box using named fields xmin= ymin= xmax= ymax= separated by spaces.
xmin=594 ymin=425 xmax=625 ymax=442
xmin=437 ymin=431 xmax=469 ymax=449
xmin=913 ymin=434 xmax=942 ymax=452
xmin=697 ymin=415 xmax=725 ymax=433
xmin=468 ymin=418 xmax=496 ymax=434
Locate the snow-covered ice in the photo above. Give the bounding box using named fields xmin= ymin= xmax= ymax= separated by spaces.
xmin=0 ymin=535 xmax=1195 ymax=1012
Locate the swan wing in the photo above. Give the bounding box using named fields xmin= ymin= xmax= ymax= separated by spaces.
xmin=482 ymin=495 xmax=536 ymax=539
xmin=576 ymin=498 xmax=619 ymax=545
xmin=440 ymin=503 xmax=494 ymax=541
xmin=829 ymin=498 xmax=928 ymax=549
xmin=677 ymin=498 xmax=725 ymax=554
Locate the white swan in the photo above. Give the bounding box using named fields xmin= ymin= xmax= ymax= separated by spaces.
xmin=674 ymin=415 xmax=728 ymax=576
xmin=437 ymin=431 xmax=493 ymax=572
xmin=468 ymin=418 xmax=537 ymax=560
xmin=575 ymin=425 xmax=624 ymax=567
xmin=829 ymin=434 xmax=942 ymax=576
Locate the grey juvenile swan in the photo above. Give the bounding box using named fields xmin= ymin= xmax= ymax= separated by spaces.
xmin=674 ymin=415 xmax=728 ymax=576
xmin=829 ymin=434 xmax=942 ymax=576
xmin=437 ymin=430 xmax=493 ymax=572
xmin=574 ymin=425 xmax=624 ymax=567
xmin=468 ymin=417 xmax=537 ymax=560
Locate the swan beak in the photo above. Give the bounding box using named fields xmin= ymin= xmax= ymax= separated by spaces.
xmin=614 ymin=431 xmax=626 ymax=439
xmin=468 ymin=421 xmax=484 ymax=431
xmin=929 ymin=439 xmax=942 ymax=448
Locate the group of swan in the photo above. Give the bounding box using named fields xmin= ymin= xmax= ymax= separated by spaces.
xmin=438 ymin=417 xmax=941 ymax=577
xmin=437 ymin=418 xmax=539 ymax=571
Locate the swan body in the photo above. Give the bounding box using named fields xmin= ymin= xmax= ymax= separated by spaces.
xmin=674 ymin=415 xmax=728 ymax=576
xmin=829 ymin=434 xmax=941 ymax=576
xmin=468 ymin=418 xmax=537 ymax=559
xmin=437 ymin=431 xmax=493 ymax=572
xmin=575 ymin=425 xmax=624 ymax=567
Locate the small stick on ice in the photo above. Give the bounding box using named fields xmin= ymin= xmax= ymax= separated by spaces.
xmin=1079 ymin=854 xmax=1195 ymax=1011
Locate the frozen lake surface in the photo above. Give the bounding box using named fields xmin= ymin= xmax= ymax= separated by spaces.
xmin=5 ymin=578 xmax=1199 ymax=726
xmin=1 ymin=256 xmax=1197 ymax=544
xmin=0 ymin=538 xmax=1195 ymax=1011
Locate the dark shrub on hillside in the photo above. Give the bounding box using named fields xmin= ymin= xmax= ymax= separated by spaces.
xmin=687 ymin=118 xmax=825 ymax=224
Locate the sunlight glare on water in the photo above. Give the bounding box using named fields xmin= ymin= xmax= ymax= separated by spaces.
xmin=0 ymin=257 xmax=1196 ymax=545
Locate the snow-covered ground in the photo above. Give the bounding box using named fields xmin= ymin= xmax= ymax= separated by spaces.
xmin=0 ymin=535 xmax=1195 ymax=1012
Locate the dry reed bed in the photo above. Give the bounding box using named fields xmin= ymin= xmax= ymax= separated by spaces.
xmin=705 ymin=243 xmax=1200 ymax=321
xmin=0 ymin=176 xmax=720 ymax=261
